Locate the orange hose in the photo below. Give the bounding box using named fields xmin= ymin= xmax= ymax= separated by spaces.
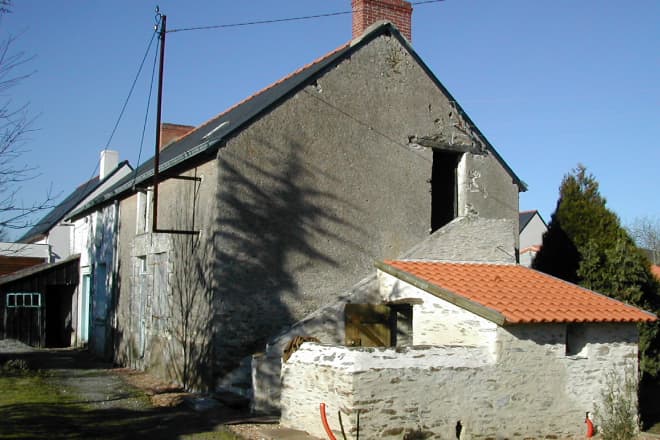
xmin=586 ymin=416 xmax=594 ymax=437
xmin=320 ymin=403 xmax=337 ymax=440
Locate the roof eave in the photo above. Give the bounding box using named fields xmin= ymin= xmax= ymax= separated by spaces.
xmin=375 ymin=260 xmax=508 ymax=326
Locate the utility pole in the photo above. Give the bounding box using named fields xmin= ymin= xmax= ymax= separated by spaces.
xmin=149 ymin=10 xmax=199 ymax=235
xmin=152 ymin=11 xmax=166 ymax=233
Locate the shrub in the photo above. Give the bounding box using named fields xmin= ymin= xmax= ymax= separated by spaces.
xmin=595 ymin=366 xmax=639 ymax=440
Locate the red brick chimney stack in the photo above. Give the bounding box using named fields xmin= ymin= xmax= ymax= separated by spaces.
xmin=160 ymin=123 xmax=195 ymax=151
xmin=352 ymin=0 xmax=413 ymax=42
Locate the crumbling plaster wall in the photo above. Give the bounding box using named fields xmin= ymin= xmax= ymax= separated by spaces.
xmin=459 ymin=153 xmax=519 ymax=224
xmin=212 ymin=33 xmax=520 ymax=379
xmin=280 ymin=320 xmax=640 ymax=439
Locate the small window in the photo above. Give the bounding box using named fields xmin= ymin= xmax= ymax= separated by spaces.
xmin=6 ymin=293 xmax=42 ymax=308
xmin=566 ymin=324 xmax=588 ymax=357
xmin=136 ymin=188 xmax=153 ymax=234
xmin=137 ymin=256 xmax=148 ymax=274
xmin=344 ymin=303 xmax=413 ymax=347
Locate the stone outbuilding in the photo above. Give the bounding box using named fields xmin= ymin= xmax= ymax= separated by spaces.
xmin=280 ymin=260 xmax=657 ymax=439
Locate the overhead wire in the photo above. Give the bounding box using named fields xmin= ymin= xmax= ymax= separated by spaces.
xmin=102 ymin=0 xmax=445 ymax=188
xmin=81 ymin=22 xmax=159 ymax=188
xmin=167 ymin=0 xmax=445 ymax=33
xmin=132 ymin=33 xmax=160 ymax=190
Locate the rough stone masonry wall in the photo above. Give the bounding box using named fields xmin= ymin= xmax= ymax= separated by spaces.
xmin=281 ymin=343 xmax=492 ymax=439
xmin=281 ymin=321 xmax=639 ymax=439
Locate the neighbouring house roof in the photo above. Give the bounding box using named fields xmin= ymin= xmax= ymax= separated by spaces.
xmin=18 ymin=161 xmax=131 ymax=243
xmin=518 ymin=210 xmax=546 ymax=233
xmin=652 ymin=265 xmax=660 ymax=280
xmin=0 ymin=253 xmax=80 ymax=288
xmin=73 ymin=22 xmax=526 ymax=219
xmin=377 ymin=260 xmax=657 ymax=326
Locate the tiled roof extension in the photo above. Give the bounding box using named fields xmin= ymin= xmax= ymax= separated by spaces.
xmin=378 ymin=260 xmax=657 ymax=325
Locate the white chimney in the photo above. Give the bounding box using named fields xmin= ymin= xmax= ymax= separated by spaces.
xmin=99 ymin=149 xmax=119 ymax=180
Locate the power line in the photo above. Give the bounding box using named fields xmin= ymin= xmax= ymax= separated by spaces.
xmin=168 ymin=0 xmax=444 ymax=34
xmin=132 ymin=35 xmax=160 ymax=190
xmin=301 ymin=89 xmax=432 ymax=165
xmin=80 ymin=26 xmax=159 ymax=192
xmin=103 ymin=29 xmax=158 ymax=151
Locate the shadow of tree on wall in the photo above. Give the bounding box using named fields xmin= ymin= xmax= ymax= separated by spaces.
xmin=166 ymin=227 xmax=214 ymax=391
xmin=212 ymin=139 xmax=361 ymax=377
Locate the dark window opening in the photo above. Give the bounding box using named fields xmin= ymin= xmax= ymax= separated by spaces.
xmin=431 ymin=150 xmax=461 ymax=233
xmin=566 ymin=324 xmax=588 ymax=357
xmin=344 ymin=303 xmax=413 ymax=347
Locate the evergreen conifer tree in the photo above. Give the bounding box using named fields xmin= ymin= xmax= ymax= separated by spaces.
xmin=534 ymin=165 xmax=660 ymax=414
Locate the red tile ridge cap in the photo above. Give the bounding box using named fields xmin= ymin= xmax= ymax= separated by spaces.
xmin=520 ymin=245 xmax=541 ymax=254
xmin=393 ymin=258 xmax=518 ymax=265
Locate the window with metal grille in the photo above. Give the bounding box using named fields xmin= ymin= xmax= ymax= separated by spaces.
xmin=6 ymin=293 xmax=42 ymax=308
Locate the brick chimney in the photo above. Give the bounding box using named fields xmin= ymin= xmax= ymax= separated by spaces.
xmin=160 ymin=122 xmax=195 ymax=151
xmin=352 ymin=0 xmax=413 ymax=42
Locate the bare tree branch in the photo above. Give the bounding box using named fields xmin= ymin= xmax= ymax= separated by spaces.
xmin=628 ymin=216 xmax=660 ymax=265
xmin=0 ymin=5 xmax=56 ymax=237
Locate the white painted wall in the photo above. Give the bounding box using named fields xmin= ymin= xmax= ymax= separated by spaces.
xmin=378 ymin=270 xmax=498 ymax=358
xmin=0 ymin=242 xmax=50 ymax=258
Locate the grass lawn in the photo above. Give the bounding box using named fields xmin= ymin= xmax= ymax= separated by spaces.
xmin=0 ymin=361 xmax=242 ymax=440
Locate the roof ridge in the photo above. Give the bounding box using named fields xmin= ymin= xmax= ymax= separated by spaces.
xmin=163 ymin=41 xmax=352 ymax=151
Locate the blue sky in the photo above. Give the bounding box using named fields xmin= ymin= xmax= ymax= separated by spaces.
xmin=3 ymin=0 xmax=659 ymax=239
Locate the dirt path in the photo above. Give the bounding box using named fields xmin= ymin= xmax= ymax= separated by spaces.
xmin=0 ymin=339 xmax=255 ymax=439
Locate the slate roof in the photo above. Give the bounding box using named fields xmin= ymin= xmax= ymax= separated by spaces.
xmin=73 ymin=22 xmax=526 ymax=218
xmin=19 ymin=161 xmax=130 ymax=243
xmin=377 ymin=260 xmax=657 ymax=325
xmin=518 ymin=210 xmax=545 ymax=233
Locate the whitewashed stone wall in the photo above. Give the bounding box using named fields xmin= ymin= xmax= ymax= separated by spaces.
xmin=281 ymin=343 xmax=491 ymax=439
xmin=281 ymin=324 xmax=640 ymax=438
xmin=378 ymin=270 xmax=498 ymax=358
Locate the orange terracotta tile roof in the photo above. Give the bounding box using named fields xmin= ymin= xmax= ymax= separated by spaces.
xmin=651 ymin=265 xmax=660 ymax=281
xmin=379 ymin=260 xmax=657 ymax=325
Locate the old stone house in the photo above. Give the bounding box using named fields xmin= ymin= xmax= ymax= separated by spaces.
xmin=280 ymin=259 xmax=656 ymax=439
xmin=72 ymin=0 xmax=527 ymax=393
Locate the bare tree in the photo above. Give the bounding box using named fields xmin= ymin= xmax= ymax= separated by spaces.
xmin=628 ymin=216 xmax=660 ymax=265
xmin=0 ymin=2 xmax=54 ymax=238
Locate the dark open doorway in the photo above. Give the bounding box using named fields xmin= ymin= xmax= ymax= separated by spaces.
xmin=431 ymin=150 xmax=462 ymax=233
xmin=45 ymin=286 xmax=74 ymax=348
